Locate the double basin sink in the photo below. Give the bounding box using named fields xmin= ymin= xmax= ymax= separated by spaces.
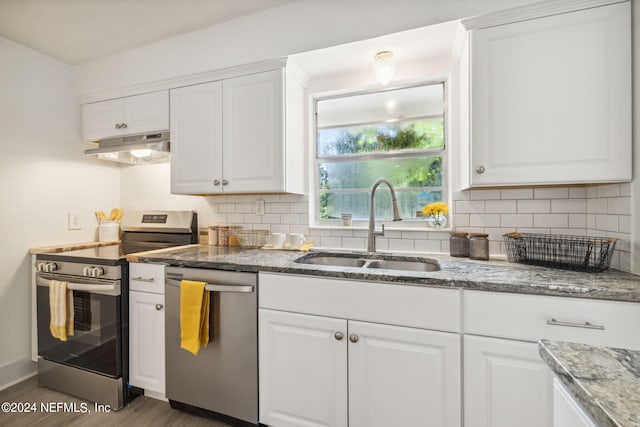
xmin=294 ymin=251 xmax=440 ymax=273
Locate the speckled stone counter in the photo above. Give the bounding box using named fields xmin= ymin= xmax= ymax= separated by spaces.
xmin=539 ymin=340 xmax=640 ymax=427
xmin=130 ymin=245 xmax=640 ymax=302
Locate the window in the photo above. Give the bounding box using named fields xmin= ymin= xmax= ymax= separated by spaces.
xmin=313 ymin=82 xmax=446 ymax=224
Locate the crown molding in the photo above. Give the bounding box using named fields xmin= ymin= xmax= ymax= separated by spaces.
xmin=461 ymin=0 xmax=627 ymax=30
xmin=77 ymin=57 xmax=289 ymax=104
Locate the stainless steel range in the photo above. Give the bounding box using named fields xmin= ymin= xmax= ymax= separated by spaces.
xmin=34 ymin=210 xmax=198 ymax=409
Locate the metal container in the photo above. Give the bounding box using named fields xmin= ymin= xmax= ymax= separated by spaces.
xmin=449 ymin=232 xmax=469 ymax=257
xmin=469 ymin=233 xmax=489 ymax=260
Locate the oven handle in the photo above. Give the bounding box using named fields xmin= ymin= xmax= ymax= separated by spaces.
xmin=166 ymin=277 xmax=254 ymax=293
xmin=36 ymin=276 xmax=120 ymax=296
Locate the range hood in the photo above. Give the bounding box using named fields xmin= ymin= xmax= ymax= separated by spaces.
xmin=85 ymin=131 xmax=170 ymax=164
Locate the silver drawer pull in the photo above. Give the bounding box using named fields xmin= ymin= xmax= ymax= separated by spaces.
xmin=546 ymin=318 xmax=605 ymax=330
xmin=132 ymin=276 xmax=155 ymax=283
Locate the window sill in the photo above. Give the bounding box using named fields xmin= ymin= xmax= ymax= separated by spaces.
xmin=309 ymin=224 xmax=453 ymax=233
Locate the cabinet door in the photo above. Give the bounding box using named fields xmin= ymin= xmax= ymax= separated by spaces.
xmin=470 ymin=2 xmax=631 ymax=186
xmin=223 ymin=69 xmax=285 ymax=193
xmin=464 ymin=335 xmax=553 ymax=427
xmin=259 ymin=309 xmax=348 ymax=427
xmin=553 ymin=378 xmax=598 ymax=427
xmin=122 ymin=91 xmax=169 ymax=136
xmin=170 ymin=81 xmax=224 ymax=194
xmin=348 ymin=321 xmax=461 ymax=427
xmin=82 ymin=98 xmax=124 ymax=141
xmin=129 ymin=291 xmax=165 ymax=395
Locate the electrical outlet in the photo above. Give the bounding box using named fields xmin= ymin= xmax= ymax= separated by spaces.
xmin=68 ymin=211 xmax=82 ymax=230
xmin=255 ymin=200 xmax=265 ymax=216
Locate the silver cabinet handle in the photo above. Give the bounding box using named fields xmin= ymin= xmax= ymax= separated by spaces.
xmin=476 ymin=166 xmax=485 ymax=174
xmin=222 ymin=179 xmax=229 ymax=186
xmin=334 ymin=331 xmax=344 ymax=341
xmin=155 ymin=304 xmax=163 ymax=311
xmin=349 ymin=334 xmax=359 ymax=343
xmin=132 ymin=276 xmax=154 ymax=283
xmin=213 ymin=179 xmax=221 ymax=186
xmin=121 ymin=123 xmax=127 ymax=129
xmin=546 ymin=318 xmax=605 ymax=330
xmin=115 ymin=123 xmax=122 ymax=129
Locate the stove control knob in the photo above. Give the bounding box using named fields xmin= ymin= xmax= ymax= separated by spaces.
xmin=83 ymin=267 xmax=92 ymax=276
xmin=91 ymin=267 xmax=105 ymax=277
xmin=45 ymin=262 xmax=57 ymax=272
xmin=37 ymin=263 xmax=46 ymax=272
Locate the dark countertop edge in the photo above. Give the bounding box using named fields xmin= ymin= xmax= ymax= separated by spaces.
xmin=133 ymin=254 xmax=640 ymax=303
xmin=538 ymin=340 xmax=619 ymax=427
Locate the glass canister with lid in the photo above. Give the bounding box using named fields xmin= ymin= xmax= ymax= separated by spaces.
xmin=469 ymin=233 xmax=490 ymax=260
xmin=449 ymin=232 xmax=469 ymax=257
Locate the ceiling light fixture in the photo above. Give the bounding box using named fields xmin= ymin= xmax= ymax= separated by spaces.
xmin=374 ymin=51 xmax=396 ymax=86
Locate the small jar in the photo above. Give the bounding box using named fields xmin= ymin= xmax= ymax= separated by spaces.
xmin=208 ymin=226 xmax=219 ymax=246
xmin=228 ymin=226 xmax=242 ymax=247
xmin=217 ymin=226 xmax=230 ymax=246
xmin=449 ymin=232 xmax=469 ymax=257
xmin=469 ymin=233 xmax=490 ymax=260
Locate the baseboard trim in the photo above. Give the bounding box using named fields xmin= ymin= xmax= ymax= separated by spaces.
xmin=0 ymin=358 xmax=37 ymax=391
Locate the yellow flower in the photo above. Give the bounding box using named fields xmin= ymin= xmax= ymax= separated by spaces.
xmin=422 ymin=202 xmax=448 ymax=217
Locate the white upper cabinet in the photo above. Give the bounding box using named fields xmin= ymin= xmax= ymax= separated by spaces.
xmin=82 ymin=90 xmax=169 ymax=141
xmin=461 ymin=1 xmax=631 ymax=187
xmin=170 ymin=64 xmax=305 ymax=195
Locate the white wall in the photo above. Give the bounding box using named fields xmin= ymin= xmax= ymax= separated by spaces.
xmin=0 ymin=36 xmax=120 ymax=389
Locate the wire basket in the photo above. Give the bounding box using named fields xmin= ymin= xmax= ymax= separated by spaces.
xmin=237 ymin=229 xmax=269 ymax=248
xmin=503 ymin=232 xmax=618 ymax=273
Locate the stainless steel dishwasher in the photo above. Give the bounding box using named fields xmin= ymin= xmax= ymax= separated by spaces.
xmin=165 ymin=266 xmax=258 ymax=426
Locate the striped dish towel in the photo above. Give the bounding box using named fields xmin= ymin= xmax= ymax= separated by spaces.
xmin=49 ymin=280 xmax=74 ymax=341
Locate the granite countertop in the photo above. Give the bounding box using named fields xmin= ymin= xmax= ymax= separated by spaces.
xmin=539 ymin=340 xmax=640 ymax=427
xmin=129 ymin=245 xmax=640 ymax=302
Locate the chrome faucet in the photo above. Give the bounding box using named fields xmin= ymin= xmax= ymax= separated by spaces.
xmin=368 ymin=178 xmax=402 ymax=252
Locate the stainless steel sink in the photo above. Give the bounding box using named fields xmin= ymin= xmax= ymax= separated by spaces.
xmin=366 ymin=259 xmax=440 ymax=272
xmin=294 ymin=252 xmax=440 ymax=273
xmin=299 ymin=256 xmax=367 ymax=268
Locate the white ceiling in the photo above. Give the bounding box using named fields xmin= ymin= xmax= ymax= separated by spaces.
xmin=0 ymin=0 xmax=297 ymax=64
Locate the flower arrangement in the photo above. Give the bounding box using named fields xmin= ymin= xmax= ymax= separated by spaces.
xmin=422 ymin=202 xmax=448 ymax=228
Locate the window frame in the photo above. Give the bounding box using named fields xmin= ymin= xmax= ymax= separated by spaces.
xmin=310 ymin=79 xmax=449 ymax=228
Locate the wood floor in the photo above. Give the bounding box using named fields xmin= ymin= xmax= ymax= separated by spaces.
xmin=0 ymin=376 xmax=233 ymax=427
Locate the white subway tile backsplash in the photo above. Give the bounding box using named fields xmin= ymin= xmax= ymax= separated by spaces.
xmin=414 ymin=239 xmax=442 ymax=253
xmin=534 ymin=188 xmax=568 ymax=199
xmin=596 ymin=184 xmax=621 ymax=198
xmin=500 ymin=214 xmax=533 ymax=228
xmin=501 ymin=188 xmax=533 ymax=199
xmin=595 ymin=215 xmax=618 ymax=232
xmin=534 ymin=214 xmax=568 ymax=228
xmin=551 ymin=199 xmax=587 ymax=213
xmin=518 ymin=200 xmax=550 ymax=213
xmin=470 ymin=213 xmax=501 ymax=227
xmin=568 ymin=214 xmax=587 ymax=229
xmin=486 ymin=200 xmax=517 ymax=214
xmin=204 ymin=183 xmax=631 ymax=271
xmin=455 ymin=200 xmax=485 ymax=214
xmin=388 ymin=239 xmax=414 ymax=252
xmin=569 ymin=187 xmax=587 ymax=198
xmin=607 ymin=197 xmax=631 ymax=215
xmin=470 ymin=189 xmax=501 ymax=200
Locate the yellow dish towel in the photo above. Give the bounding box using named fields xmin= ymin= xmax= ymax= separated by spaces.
xmin=49 ymin=280 xmax=74 ymax=341
xmin=180 ymin=280 xmax=210 ymax=355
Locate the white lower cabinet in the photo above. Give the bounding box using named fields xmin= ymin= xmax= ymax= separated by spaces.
xmin=553 ymin=378 xmax=598 ymax=427
xmin=463 ymin=335 xmax=553 ymax=427
xmin=259 ymin=308 xmax=460 ymax=427
xmin=129 ymin=263 xmax=166 ymax=398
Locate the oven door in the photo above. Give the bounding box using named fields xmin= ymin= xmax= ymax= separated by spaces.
xmin=36 ymin=272 xmax=122 ymax=378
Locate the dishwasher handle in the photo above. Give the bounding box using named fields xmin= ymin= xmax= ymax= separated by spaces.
xmin=166 ymin=277 xmax=254 ymax=293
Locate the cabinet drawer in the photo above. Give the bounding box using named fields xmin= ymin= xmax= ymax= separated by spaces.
xmin=259 ymin=273 xmax=460 ymax=332
xmin=464 ymin=290 xmax=640 ymax=350
xmin=129 ymin=263 xmax=165 ymax=294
